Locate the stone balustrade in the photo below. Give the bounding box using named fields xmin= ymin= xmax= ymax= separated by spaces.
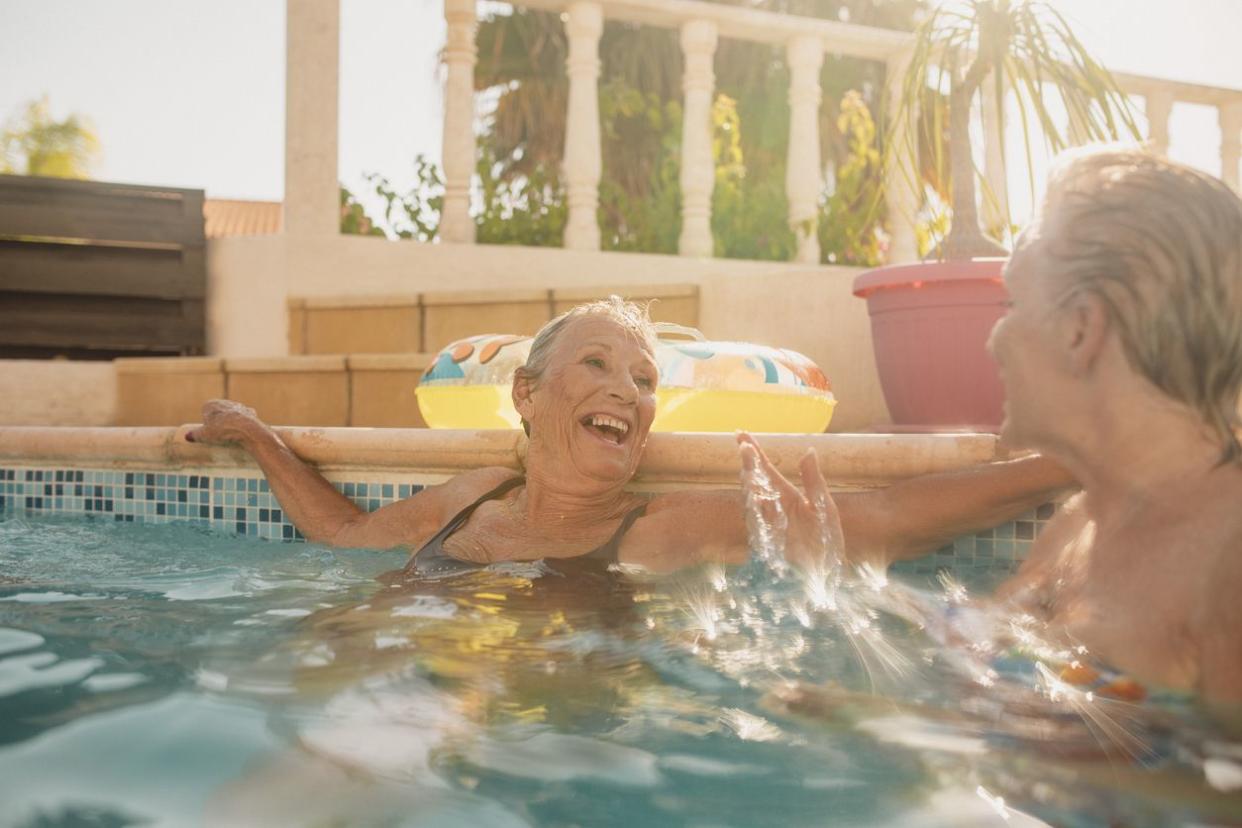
xmin=281 ymin=0 xmax=1242 ymax=269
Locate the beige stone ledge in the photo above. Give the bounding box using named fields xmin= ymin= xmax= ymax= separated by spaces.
xmin=347 ymin=353 xmax=434 ymax=371
xmin=225 ymin=355 xmax=347 ymax=373
xmin=0 ymin=426 xmax=1000 ymax=487
xmin=553 ymin=283 xmax=698 ymax=302
xmin=291 ymin=294 xmax=421 ymax=310
xmin=115 ymin=356 xmax=224 ymax=375
xmin=420 ymin=288 xmax=552 ymax=306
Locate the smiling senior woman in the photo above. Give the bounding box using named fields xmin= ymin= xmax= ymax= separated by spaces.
xmin=187 ymin=297 xmax=1072 ymax=575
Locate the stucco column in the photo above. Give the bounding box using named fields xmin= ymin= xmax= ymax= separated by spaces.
xmin=677 ymin=19 xmax=718 ymax=258
xmin=1219 ymin=103 xmax=1242 ymax=193
xmin=440 ymin=0 xmax=478 ymax=244
xmin=980 ymin=80 xmax=1009 ymax=239
xmin=885 ymin=51 xmax=919 ymax=264
xmin=1145 ymin=87 xmax=1174 ymax=157
xmin=563 ymin=1 xmax=604 ymax=251
xmin=785 ymin=35 xmax=824 ymax=264
xmin=284 ymin=0 xmax=340 ymax=237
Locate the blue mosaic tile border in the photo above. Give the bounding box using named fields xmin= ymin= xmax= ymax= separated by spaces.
xmin=0 ymin=465 xmax=1054 ymax=575
xmin=0 ymin=466 xmax=423 ymax=542
xmin=891 ymin=502 xmax=1055 ymax=578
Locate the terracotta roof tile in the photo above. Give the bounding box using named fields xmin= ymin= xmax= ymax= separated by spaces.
xmin=203 ymin=199 xmax=282 ymax=239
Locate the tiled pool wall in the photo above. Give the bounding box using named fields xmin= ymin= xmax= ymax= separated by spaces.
xmin=0 ymin=465 xmax=1053 ymax=577
xmin=0 ymin=466 xmax=426 ymax=542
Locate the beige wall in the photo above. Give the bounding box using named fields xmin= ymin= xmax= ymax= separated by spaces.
xmin=206 ymin=235 xmax=891 ymax=431
xmin=0 ymin=360 xmax=116 ymax=426
xmin=206 ymin=235 xmax=288 ymax=358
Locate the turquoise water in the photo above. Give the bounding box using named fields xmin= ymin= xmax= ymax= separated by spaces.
xmin=0 ymin=516 xmax=1237 ymax=827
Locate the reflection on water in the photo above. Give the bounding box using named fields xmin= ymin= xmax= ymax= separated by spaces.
xmin=0 ymin=515 xmax=1238 ymax=827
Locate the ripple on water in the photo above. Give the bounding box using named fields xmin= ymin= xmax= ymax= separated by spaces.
xmin=0 ymin=628 xmax=44 ymax=656
xmin=0 ymin=652 xmax=104 ymax=698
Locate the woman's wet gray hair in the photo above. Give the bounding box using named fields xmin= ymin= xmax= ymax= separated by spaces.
xmin=1039 ymin=145 xmax=1242 ymax=463
xmin=514 ymin=296 xmax=658 ymax=436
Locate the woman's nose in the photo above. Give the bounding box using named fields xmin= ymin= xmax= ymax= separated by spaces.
xmin=607 ymin=371 xmax=639 ymax=403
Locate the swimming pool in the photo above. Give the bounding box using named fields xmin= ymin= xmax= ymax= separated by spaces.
xmin=0 ymin=430 xmax=1238 ymax=826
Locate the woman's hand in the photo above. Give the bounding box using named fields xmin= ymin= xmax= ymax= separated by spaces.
xmin=737 ymin=432 xmax=845 ymax=572
xmin=185 ymin=399 xmax=269 ymax=447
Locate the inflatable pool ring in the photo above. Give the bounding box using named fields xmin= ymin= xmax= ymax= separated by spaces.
xmin=416 ymin=334 xmax=532 ymax=429
xmin=416 ymin=326 xmax=836 ymax=433
xmin=651 ymin=325 xmax=836 ymax=433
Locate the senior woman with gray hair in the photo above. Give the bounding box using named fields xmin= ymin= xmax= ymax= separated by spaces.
xmin=188 ymin=297 xmax=1069 ymax=575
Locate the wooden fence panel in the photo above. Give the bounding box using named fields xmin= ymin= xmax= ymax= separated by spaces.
xmin=0 ymin=174 xmax=206 ymax=356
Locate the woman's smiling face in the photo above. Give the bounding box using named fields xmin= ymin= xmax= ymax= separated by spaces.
xmin=517 ymin=315 xmax=659 ymax=486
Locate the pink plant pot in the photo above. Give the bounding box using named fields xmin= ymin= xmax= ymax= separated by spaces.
xmin=853 ymin=259 xmax=1008 ymax=429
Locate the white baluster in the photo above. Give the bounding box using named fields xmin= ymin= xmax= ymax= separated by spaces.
xmin=563 ymin=1 xmax=604 ymax=250
xmin=678 ymin=19 xmax=718 ymax=258
xmin=284 ymin=0 xmax=340 ymax=237
xmin=1145 ymin=87 xmax=1174 ymax=157
xmin=1220 ymin=103 xmax=1241 ymax=193
xmin=785 ymin=35 xmax=824 ymax=264
xmin=440 ymin=0 xmax=477 ymax=244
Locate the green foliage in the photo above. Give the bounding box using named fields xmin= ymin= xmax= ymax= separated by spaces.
xmin=365 ymin=2 xmax=924 ymax=260
xmin=1 ymin=96 xmax=100 ymax=179
xmin=475 ymin=150 xmax=567 ymax=247
xmin=598 ymin=79 xmax=682 ymax=253
xmin=711 ymin=92 xmax=797 ymax=261
xmin=360 ymin=156 xmax=443 ymax=242
xmin=818 ymin=90 xmax=884 ymax=266
xmin=339 ymin=186 xmax=385 ymax=236
xmin=460 ymin=2 xmax=923 ymax=263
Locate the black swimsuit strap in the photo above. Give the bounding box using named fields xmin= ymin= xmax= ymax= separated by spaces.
xmin=438 ymin=475 xmax=526 ymax=539
xmin=580 ymin=501 xmax=648 ymax=565
xmin=407 ymin=476 xmax=524 ymax=573
xmin=408 ymin=477 xmax=647 ymax=574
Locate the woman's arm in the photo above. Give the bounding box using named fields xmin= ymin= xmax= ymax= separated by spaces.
xmin=185 ymin=400 xmax=505 ymax=549
xmin=833 ymin=454 xmax=1076 ymax=565
xmin=677 ymin=435 xmax=1075 ymax=572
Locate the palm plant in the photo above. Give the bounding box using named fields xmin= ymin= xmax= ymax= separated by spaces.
xmin=889 ymin=0 xmax=1140 ymax=259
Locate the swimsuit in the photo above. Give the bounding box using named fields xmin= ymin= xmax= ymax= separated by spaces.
xmin=406 ymin=476 xmax=648 ymax=576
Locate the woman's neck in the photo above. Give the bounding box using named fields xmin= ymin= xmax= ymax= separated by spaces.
xmin=516 ymin=462 xmax=635 ymax=530
xmin=1053 ymin=395 xmax=1229 ymax=530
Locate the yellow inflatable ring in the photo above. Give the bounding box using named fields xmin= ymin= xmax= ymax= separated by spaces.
xmin=415 ymin=328 xmax=836 ymax=433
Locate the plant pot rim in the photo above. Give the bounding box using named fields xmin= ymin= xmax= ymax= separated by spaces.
xmin=853 ymin=258 xmax=1008 ymax=298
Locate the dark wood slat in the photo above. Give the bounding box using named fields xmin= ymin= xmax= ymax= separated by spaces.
xmin=0 ymin=176 xmax=203 ymax=223
xmin=0 ymin=175 xmax=205 ymax=244
xmin=0 ymin=240 xmax=202 ymax=299
xmin=0 ymin=176 xmax=206 ymax=354
xmin=0 ymin=173 xmax=203 ymax=200
xmin=0 ymin=309 xmax=203 ymax=350
xmin=0 ymin=204 xmax=205 ymax=245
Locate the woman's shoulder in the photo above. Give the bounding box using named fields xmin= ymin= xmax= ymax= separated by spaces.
xmin=432 ymin=467 xmax=522 ymax=504
xmin=620 ymin=489 xmax=748 ymax=571
xmin=643 ymin=488 xmax=742 ymax=517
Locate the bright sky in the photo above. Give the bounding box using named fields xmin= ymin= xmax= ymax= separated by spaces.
xmin=1 ymin=0 xmax=1239 ymax=219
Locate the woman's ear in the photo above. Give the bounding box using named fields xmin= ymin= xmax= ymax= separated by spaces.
xmin=1063 ymin=291 xmax=1111 ymax=377
xmin=512 ymin=368 xmax=536 ymax=423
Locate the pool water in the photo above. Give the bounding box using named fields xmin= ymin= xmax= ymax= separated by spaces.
xmin=0 ymin=516 xmax=1238 ymax=827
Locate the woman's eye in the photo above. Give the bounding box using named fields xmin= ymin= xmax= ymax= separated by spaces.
xmin=635 ymin=376 xmax=654 ymax=389
xmin=585 ymin=357 xmax=605 ymax=369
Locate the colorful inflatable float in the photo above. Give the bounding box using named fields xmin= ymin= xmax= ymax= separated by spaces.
xmin=415 ymin=327 xmax=836 ymax=433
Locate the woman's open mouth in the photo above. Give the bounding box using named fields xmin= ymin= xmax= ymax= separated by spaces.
xmin=580 ymin=413 xmax=630 ymax=447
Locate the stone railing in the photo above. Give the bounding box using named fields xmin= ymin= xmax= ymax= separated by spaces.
xmin=430 ymin=0 xmax=1242 ymax=265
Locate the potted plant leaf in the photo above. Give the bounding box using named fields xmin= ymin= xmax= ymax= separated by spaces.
xmin=853 ymin=0 xmax=1140 ymax=428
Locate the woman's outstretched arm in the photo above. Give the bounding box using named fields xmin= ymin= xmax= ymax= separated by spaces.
xmin=185 ymin=400 xmax=507 ymax=550
xmin=833 ymin=453 xmax=1076 ymax=564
